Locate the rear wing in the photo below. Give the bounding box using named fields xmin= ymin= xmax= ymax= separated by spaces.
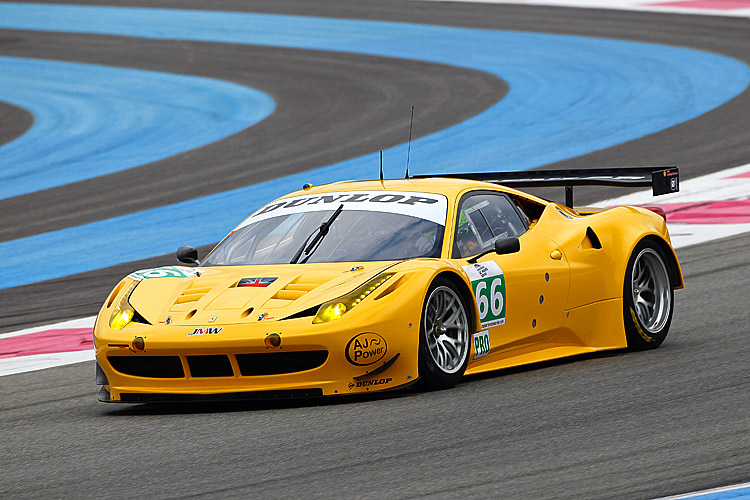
xmin=413 ymin=166 xmax=679 ymax=208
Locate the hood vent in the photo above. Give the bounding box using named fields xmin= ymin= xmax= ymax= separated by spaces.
xmin=275 ymin=283 xmax=318 ymax=301
xmin=175 ymin=285 xmax=212 ymax=305
xmin=174 ymin=277 xmax=222 ymax=306
xmin=272 ymin=271 xmax=339 ymax=303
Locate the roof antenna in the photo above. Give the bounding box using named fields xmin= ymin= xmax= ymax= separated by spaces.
xmin=379 ymin=150 xmax=384 ymax=183
xmin=405 ymin=106 xmax=414 ymax=179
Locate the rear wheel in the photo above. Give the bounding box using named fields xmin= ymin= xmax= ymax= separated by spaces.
xmin=623 ymin=240 xmax=674 ymax=350
xmin=418 ymin=278 xmax=470 ymax=389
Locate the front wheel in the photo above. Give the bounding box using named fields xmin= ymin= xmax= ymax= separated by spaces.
xmin=418 ymin=278 xmax=471 ymax=389
xmin=623 ymin=240 xmax=674 ymax=350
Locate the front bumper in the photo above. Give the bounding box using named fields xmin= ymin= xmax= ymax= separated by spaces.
xmin=95 ymin=307 xmax=421 ymax=402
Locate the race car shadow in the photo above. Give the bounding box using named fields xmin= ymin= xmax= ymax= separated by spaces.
xmin=460 ymin=347 xmax=628 ymax=384
xmin=100 ymin=388 xmax=421 ymax=416
xmin=100 ymin=349 xmax=634 ymax=416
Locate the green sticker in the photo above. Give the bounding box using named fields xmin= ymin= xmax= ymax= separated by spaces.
xmin=458 ymin=211 xmax=468 ymax=227
xmin=462 ymin=262 xmax=506 ymax=329
xmin=473 ymin=330 xmax=490 ymax=359
xmin=128 ymin=266 xmax=199 ymax=281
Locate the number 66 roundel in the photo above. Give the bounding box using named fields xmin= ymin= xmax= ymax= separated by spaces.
xmin=462 ymin=262 xmax=506 ymax=330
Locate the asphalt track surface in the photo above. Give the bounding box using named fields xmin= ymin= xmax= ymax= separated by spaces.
xmin=0 ymin=1 xmax=748 ymax=498
xmin=0 ymin=100 xmax=32 ymax=147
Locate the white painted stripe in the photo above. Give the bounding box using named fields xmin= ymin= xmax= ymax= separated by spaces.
xmin=0 ymin=349 xmax=94 ymax=377
xmin=601 ymin=163 xmax=750 ymax=206
xmin=0 ymin=316 xmax=96 ymax=340
xmin=654 ymin=481 xmax=750 ymax=499
xmin=599 ymin=162 xmax=750 ymax=249
xmin=0 ymin=317 xmax=96 ymax=376
xmin=412 ymin=0 xmax=750 ymax=18
xmin=667 ymin=222 xmax=750 ymax=249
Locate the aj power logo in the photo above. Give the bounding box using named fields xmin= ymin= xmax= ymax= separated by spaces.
xmin=345 ymin=332 xmax=387 ymax=366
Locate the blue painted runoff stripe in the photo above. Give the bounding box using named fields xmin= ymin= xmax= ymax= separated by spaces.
xmin=0 ymin=3 xmax=748 ymax=288
xmin=655 ymin=482 xmax=750 ymax=499
xmin=0 ymin=56 xmax=275 ymax=199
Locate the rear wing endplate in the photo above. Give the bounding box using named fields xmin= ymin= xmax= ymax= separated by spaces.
xmin=414 ymin=166 xmax=679 ymax=208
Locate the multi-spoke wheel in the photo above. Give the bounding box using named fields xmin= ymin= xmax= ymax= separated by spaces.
xmin=418 ymin=278 xmax=470 ymax=389
xmin=623 ymin=240 xmax=674 ymax=350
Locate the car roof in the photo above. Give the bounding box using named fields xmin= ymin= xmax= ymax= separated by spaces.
xmin=279 ymin=177 xmax=544 ymax=202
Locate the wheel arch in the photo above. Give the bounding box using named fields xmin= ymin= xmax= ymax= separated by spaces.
xmin=433 ymin=270 xmax=478 ymax=334
xmin=639 ymin=234 xmax=684 ymax=290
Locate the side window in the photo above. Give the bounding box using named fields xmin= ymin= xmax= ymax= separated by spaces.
xmin=509 ymin=194 xmax=545 ymax=225
xmin=453 ymin=192 xmax=527 ymax=258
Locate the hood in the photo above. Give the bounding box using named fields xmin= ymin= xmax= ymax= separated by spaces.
xmin=127 ymin=262 xmax=396 ymax=326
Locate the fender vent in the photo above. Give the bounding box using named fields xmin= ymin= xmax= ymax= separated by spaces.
xmin=581 ymin=227 xmax=602 ymax=250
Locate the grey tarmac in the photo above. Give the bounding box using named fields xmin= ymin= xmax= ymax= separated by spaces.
xmin=1 ymin=232 xmax=748 ymax=499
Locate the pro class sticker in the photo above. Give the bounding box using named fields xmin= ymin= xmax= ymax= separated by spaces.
xmin=128 ymin=266 xmax=200 ymax=281
xmin=473 ymin=330 xmax=490 ymax=359
xmin=462 ymin=261 xmax=506 ymax=329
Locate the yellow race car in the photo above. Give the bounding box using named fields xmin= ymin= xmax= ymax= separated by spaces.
xmin=94 ymin=167 xmax=683 ymax=402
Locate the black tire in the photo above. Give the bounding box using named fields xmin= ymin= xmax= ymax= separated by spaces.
xmin=418 ymin=277 xmax=471 ymax=389
xmin=623 ymin=239 xmax=674 ymax=350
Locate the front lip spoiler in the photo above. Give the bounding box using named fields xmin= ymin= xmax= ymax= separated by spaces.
xmin=98 ymin=386 xmax=111 ymax=402
xmin=98 ymin=378 xmax=421 ymax=403
xmin=102 ymin=388 xmax=323 ymax=403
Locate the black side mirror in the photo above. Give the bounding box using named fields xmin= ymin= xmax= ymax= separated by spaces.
xmin=467 ymin=237 xmax=520 ymax=264
xmin=494 ymin=236 xmax=520 ymax=255
xmin=176 ymin=246 xmax=200 ymax=266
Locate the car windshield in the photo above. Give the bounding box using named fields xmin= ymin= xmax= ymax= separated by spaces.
xmin=203 ymin=191 xmax=447 ymax=265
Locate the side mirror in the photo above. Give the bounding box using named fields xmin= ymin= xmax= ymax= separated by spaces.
xmin=176 ymin=246 xmax=200 ymax=266
xmin=467 ymin=237 xmax=520 ymax=264
xmin=494 ymin=236 xmax=520 ymax=255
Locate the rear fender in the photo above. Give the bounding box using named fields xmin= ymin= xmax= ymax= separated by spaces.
xmin=641 ymin=235 xmax=685 ymax=290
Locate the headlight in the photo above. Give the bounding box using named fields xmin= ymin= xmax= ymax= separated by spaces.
xmin=109 ymin=281 xmax=139 ymax=330
xmin=313 ymin=273 xmax=394 ymax=324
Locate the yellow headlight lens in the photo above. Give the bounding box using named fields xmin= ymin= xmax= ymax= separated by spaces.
xmin=110 ymin=307 xmax=134 ymax=330
xmin=109 ymin=281 xmax=138 ymax=330
xmin=313 ymin=273 xmax=394 ymax=324
xmin=317 ymin=302 xmax=347 ymax=323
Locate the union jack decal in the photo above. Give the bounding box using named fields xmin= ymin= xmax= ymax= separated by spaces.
xmin=238 ymin=277 xmax=277 ymax=288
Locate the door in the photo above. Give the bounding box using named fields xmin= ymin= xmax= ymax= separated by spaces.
xmin=452 ymin=191 xmax=571 ymax=357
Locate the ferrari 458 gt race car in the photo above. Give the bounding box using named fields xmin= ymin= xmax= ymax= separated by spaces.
xmin=94 ymin=167 xmax=683 ymax=402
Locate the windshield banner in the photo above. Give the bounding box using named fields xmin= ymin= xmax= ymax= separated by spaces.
xmin=238 ymin=191 xmax=448 ymax=228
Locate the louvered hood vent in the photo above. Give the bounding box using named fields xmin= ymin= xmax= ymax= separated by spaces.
xmin=272 ymin=271 xmax=339 ymax=303
xmin=173 ymin=278 xmax=222 ymax=307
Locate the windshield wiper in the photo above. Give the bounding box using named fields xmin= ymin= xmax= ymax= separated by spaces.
xmin=289 ymin=204 xmax=344 ymax=264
